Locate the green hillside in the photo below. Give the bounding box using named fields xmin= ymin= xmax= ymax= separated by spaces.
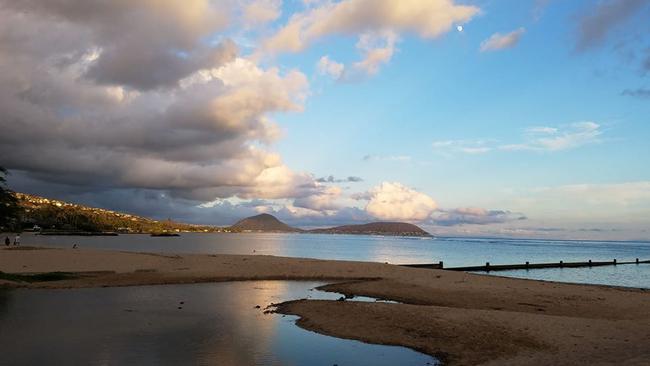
xmin=13 ymin=192 xmax=222 ymax=234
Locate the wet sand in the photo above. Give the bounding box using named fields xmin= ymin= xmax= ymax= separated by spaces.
xmin=1 ymin=246 xmax=649 ymax=365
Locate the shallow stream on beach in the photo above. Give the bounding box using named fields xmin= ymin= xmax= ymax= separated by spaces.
xmin=0 ymin=281 xmax=438 ymax=366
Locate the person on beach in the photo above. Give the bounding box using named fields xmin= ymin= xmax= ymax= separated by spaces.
xmin=13 ymin=233 xmax=20 ymax=246
xmin=4 ymin=236 xmax=9 ymax=246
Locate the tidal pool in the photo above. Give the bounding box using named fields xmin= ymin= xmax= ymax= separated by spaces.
xmin=0 ymin=281 xmax=437 ymax=366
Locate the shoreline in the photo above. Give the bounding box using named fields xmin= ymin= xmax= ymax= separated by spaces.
xmin=1 ymin=246 xmax=649 ymax=365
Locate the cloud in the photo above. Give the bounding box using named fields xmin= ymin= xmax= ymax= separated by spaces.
xmin=265 ymin=0 xmax=478 ymax=53
xmin=352 ymin=182 xmax=524 ymax=226
xmin=317 ymin=56 xmax=345 ymax=79
xmin=500 ymin=122 xmax=602 ymax=152
xmin=533 ymin=182 xmax=650 ymax=207
xmin=480 ymin=27 xmax=525 ymax=52
xmin=575 ymin=0 xmax=648 ymax=51
xmin=293 ymin=186 xmax=343 ymax=211
xmin=360 ymin=182 xmax=437 ymax=221
xmin=0 ymin=0 xmax=235 ymax=91
xmin=432 ymin=140 xmax=493 ymax=155
xmin=315 ymin=175 xmax=363 ymax=183
xmin=9 ymin=169 xmax=371 ymax=227
xmin=276 ymin=205 xmax=374 ymax=227
xmin=351 ymin=30 xmax=399 ymax=76
xmin=432 ymin=207 xmax=526 ymax=226
xmin=526 ymin=126 xmax=558 ymax=134
xmin=621 ymin=88 xmax=650 ymax=99
xmin=362 ymin=155 xmax=412 ymax=162
xmin=318 ymin=30 xmax=400 ymax=81
xmin=242 ymin=0 xmax=282 ymax=27
xmin=496 ymin=181 xmax=650 ymax=231
xmin=435 ymin=122 xmax=604 ymax=156
xmin=265 ymin=0 xmax=478 ymax=76
xmin=0 ymin=2 xmax=323 ymax=206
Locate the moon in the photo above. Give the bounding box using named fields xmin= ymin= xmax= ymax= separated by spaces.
xmin=457 ymin=25 xmax=463 ymax=32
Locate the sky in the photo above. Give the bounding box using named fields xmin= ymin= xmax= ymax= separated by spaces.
xmin=1 ymin=0 xmax=649 ymax=240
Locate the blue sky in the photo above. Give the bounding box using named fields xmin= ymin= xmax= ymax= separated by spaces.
xmin=1 ymin=0 xmax=649 ymax=239
xmin=268 ymin=0 xmax=650 ymax=238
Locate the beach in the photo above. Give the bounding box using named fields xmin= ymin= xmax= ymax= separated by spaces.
xmin=1 ymin=246 xmax=649 ymax=365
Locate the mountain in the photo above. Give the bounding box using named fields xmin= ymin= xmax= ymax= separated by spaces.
xmin=309 ymin=222 xmax=430 ymax=237
xmin=13 ymin=192 xmax=220 ymax=233
xmin=229 ymin=213 xmax=301 ymax=233
xmin=13 ymin=192 xmax=429 ymax=237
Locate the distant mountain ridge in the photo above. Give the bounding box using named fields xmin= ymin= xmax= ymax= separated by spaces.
xmin=231 ymin=213 xmax=430 ymax=237
xmin=229 ymin=213 xmax=302 ymax=233
xmin=308 ymin=222 xmax=430 ymax=237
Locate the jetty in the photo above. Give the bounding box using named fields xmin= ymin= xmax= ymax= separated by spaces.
xmin=402 ymin=258 xmax=650 ymax=272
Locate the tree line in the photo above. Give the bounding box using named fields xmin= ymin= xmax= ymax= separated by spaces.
xmin=0 ymin=167 xmax=21 ymax=231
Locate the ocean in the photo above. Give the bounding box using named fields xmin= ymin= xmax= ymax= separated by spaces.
xmin=14 ymin=232 xmax=650 ymax=288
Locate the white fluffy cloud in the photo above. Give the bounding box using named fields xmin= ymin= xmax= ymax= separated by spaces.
xmin=265 ymin=0 xmax=478 ymax=52
xmin=317 ymin=31 xmax=398 ymax=80
xmin=317 ymin=56 xmax=345 ymax=79
xmin=294 ymin=186 xmax=343 ymax=211
xmin=266 ymin=0 xmax=479 ymax=76
xmin=480 ymin=28 xmax=525 ymax=52
xmin=362 ymin=182 xmax=437 ymax=221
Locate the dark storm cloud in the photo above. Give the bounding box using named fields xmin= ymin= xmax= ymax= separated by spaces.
xmin=575 ymin=0 xmax=648 ymax=51
xmin=432 ymin=208 xmax=526 ymax=226
xmin=0 ymin=1 xmax=315 ymax=206
xmin=2 ymin=0 xmax=233 ymax=90
xmin=8 ymin=171 xmax=268 ymax=226
xmin=87 ymin=42 xmax=238 ymax=91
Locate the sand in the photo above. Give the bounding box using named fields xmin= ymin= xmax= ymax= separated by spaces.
xmin=1 ymin=246 xmax=649 ymax=365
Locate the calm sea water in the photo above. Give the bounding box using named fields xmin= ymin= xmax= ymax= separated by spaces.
xmin=12 ymin=232 xmax=650 ymax=288
xmin=0 ymin=281 xmax=437 ymax=366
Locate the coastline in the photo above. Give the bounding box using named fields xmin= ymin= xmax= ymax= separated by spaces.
xmin=1 ymin=246 xmax=649 ymax=365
